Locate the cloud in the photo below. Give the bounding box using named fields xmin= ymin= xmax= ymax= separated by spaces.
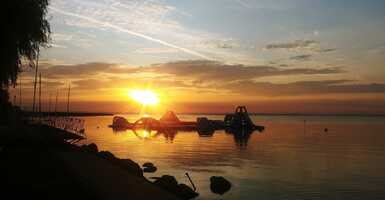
xmin=48 ymin=0 xmax=261 ymax=63
xmin=133 ymin=47 xmax=179 ymax=54
xmin=16 ymin=60 xmax=385 ymax=109
xmin=235 ymin=0 xmax=251 ymax=8
xmin=146 ymin=60 xmax=345 ymax=82
xmin=290 ymin=54 xmax=312 ymax=61
xmin=265 ymin=40 xmax=336 ymax=53
xmin=49 ymin=5 xmax=213 ymax=60
xmin=265 ymin=40 xmax=319 ymax=50
xmin=318 ymin=48 xmax=336 ymax=53
xmin=223 ymin=80 xmax=385 ymax=96
xmin=35 ymin=60 xmax=344 ymax=82
xmin=35 ymin=62 xmax=140 ymax=79
xmin=202 ymin=39 xmax=240 ymax=49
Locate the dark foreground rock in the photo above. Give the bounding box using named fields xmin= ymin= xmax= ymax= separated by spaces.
xmin=143 ymin=165 xmax=157 ymax=173
xmin=143 ymin=162 xmax=154 ymax=168
xmin=80 ymin=143 xmax=98 ymax=153
xmin=119 ymin=159 xmax=143 ymax=176
xmin=97 ymin=150 xmax=143 ymax=177
xmin=143 ymin=162 xmax=157 ymax=173
xmin=153 ymin=175 xmax=199 ymax=200
xmin=210 ymin=176 xmax=231 ymax=195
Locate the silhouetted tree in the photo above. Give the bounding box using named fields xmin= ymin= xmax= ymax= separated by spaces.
xmin=0 ymin=0 xmax=50 ymax=123
xmin=0 ymin=0 xmax=50 ymax=87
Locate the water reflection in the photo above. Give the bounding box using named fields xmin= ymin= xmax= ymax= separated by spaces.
xmin=112 ymin=126 xmax=262 ymax=148
xmin=197 ymin=128 xmax=215 ymax=137
xmin=225 ymin=128 xmax=254 ymax=148
xmin=82 ymin=115 xmax=385 ymax=200
xmin=159 ymin=129 xmax=178 ymax=143
xmin=132 ymin=129 xmax=159 ymax=140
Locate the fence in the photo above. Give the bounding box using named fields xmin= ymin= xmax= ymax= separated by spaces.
xmin=28 ymin=116 xmax=86 ymax=138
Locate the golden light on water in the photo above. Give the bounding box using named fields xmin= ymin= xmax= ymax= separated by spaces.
xmin=129 ymin=89 xmax=159 ymax=106
xmin=133 ymin=129 xmax=158 ymax=140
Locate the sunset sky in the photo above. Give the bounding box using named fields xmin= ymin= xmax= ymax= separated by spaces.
xmin=11 ymin=0 xmax=385 ymax=114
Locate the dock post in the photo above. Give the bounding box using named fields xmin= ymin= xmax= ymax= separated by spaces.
xmin=185 ymin=172 xmax=197 ymax=191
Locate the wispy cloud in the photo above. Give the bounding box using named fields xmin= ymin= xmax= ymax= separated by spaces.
xmin=222 ymin=80 xmax=385 ymax=97
xmin=23 ymin=61 xmax=385 ymax=98
xmin=49 ymin=6 xmax=213 ymax=60
xmin=289 ymin=54 xmax=312 ymax=61
xmin=265 ymin=40 xmax=319 ymax=51
xmin=33 ymin=60 xmax=345 ymax=85
xmin=265 ymin=40 xmax=336 ymax=53
xmin=235 ymin=0 xmax=251 ymax=8
xmin=133 ymin=47 xmax=179 ymax=54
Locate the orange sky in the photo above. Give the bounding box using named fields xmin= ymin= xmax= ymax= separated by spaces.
xmin=7 ymin=1 xmax=385 ymax=115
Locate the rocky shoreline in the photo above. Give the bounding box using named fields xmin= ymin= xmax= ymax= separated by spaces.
xmin=79 ymin=143 xmax=199 ymax=199
xmin=0 ymin=125 xmax=182 ymax=199
xmin=1 ymin=124 xmax=232 ymax=200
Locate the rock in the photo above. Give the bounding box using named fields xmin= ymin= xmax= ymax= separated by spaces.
xmin=143 ymin=165 xmax=157 ymax=173
xmin=119 ymin=159 xmax=143 ymax=177
xmin=97 ymin=151 xmax=143 ymax=177
xmin=98 ymin=151 xmax=116 ymax=160
xmin=81 ymin=143 xmax=98 ymax=153
xmin=178 ymin=183 xmax=199 ymax=199
xmin=142 ymin=162 xmax=154 ymax=168
xmin=153 ymin=175 xmax=198 ymax=200
xmin=154 ymin=175 xmax=178 ymax=189
xmin=210 ymin=176 xmax=231 ymax=195
xmin=142 ymin=162 xmax=157 ymax=173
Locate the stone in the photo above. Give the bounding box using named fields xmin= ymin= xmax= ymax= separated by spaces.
xmin=178 ymin=183 xmax=199 ymax=199
xmin=81 ymin=143 xmax=98 ymax=154
xmin=154 ymin=175 xmax=178 ymax=190
xmin=98 ymin=151 xmax=116 ymax=160
xmin=119 ymin=159 xmax=143 ymax=177
xmin=142 ymin=162 xmax=154 ymax=168
xmin=153 ymin=175 xmax=198 ymax=200
xmin=143 ymin=165 xmax=157 ymax=173
xmin=210 ymin=176 xmax=231 ymax=195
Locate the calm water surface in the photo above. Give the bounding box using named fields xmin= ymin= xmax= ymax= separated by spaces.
xmin=81 ymin=114 xmax=385 ymax=200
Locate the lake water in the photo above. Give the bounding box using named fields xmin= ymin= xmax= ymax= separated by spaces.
xmin=80 ymin=114 xmax=385 ymax=200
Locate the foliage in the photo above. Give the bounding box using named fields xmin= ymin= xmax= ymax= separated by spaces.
xmin=0 ymin=0 xmax=51 ymax=87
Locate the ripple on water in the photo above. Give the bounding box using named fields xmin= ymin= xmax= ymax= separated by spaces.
xmin=80 ymin=115 xmax=385 ymax=200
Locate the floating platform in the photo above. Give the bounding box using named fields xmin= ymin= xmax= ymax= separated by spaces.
xmin=109 ymin=107 xmax=265 ymax=133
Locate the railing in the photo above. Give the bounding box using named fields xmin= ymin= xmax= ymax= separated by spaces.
xmin=28 ymin=116 xmax=86 ymax=138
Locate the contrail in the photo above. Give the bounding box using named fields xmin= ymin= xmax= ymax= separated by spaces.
xmin=49 ymin=6 xmax=213 ymax=60
xmin=235 ymin=0 xmax=251 ymax=8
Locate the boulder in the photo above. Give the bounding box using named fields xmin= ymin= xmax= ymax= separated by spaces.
xmin=178 ymin=183 xmax=199 ymax=199
xmin=98 ymin=151 xmax=116 ymax=160
xmin=153 ymin=175 xmax=198 ymax=200
xmin=143 ymin=165 xmax=157 ymax=173
xmin=210 ymin=176 xmax=231 ymax=195
xmin=142 ymin=162 xmax=154 ymax=168
xmin=153 ymin=175 xmax=178 ymax=189
xmin=142 ymin=162 xmax=157 ymax=173
xmin=119 ymin=159 xmax=143 ymax=177
xmin=97 ymin=151 xmax=143 ymax=177
xmin=81 ymin=143 xmax=98 ymax=154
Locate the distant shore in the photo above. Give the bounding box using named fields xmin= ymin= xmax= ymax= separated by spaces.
xmin=111 ymin=112 xmax=385 ymax=117
xmin=22 ymin=111 xmax=114 ymax=117
xmin=19 ymin=111 xmax=385 ymax=117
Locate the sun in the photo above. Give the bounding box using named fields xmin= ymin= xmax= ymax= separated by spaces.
xmin=129 ymin=89 xmax=159 ymax=106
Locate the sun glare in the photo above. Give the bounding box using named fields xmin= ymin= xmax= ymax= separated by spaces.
xmin=129 ymin=89 xmax=159 ymax=105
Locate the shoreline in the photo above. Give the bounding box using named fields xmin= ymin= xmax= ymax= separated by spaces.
xmin=0 ymin=124 xmax=192 ymax=200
